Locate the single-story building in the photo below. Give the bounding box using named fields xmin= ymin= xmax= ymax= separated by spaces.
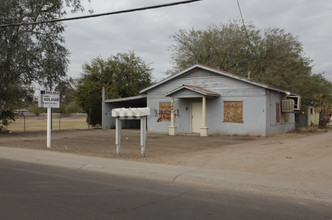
xmin=307 ymin=106 xmax=320 ymax=126
xmin=102 ymin=64 xmax=300 ymax=136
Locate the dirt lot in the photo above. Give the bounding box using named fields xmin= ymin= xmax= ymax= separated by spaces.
xmin=1 ymin=127 xmax=332 ymax=182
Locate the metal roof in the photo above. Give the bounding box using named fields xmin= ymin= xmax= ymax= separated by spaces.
xmin=104 ymin=95 xmax=147 ymax=103
xmin=166 ymin=84 xmax=220 ymax=97
xmin=140 ymin=64 xmax=298 ymax=95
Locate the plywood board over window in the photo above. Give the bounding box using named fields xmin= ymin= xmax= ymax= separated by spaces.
xmin=224 ymin=101 xmax=243 ymax=123
xmin=284 ymin=112 xmax=289 ymax=122
xmin=276 ymin=103 xmax=280 ymax=123
xmin=158 ymin=102 xmax=171 ymax=121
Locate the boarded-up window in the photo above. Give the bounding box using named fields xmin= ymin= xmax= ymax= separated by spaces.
xmin=276 ymin=103 xmax=280 ymax=123
xmin=285 ymin=112 xmax=289 ymax=122
xmin=224 ymin=101 xmax=243 ymax=123
xmin=158 ymin=102 xmax=171 ymax=121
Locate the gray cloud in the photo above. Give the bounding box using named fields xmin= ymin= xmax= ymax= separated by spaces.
xmin=64 ymin=0 xmax=332 ymax=82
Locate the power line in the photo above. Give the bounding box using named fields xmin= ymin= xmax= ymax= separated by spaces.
xmin=236 ymin=0 xmax=252 ymax=45
xmin=236 ymin=0 xmax=256 ymax=55
xmin=236 ymin=0 xmax=257 ymax=76
xmin=236 ymin=0 xmax=246 ymax=31
xmin=0 ymin=0 xmax=201 ymax=28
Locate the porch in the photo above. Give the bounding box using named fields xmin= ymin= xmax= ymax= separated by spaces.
xmin=165 ymin=84 xmax=220 ymax=136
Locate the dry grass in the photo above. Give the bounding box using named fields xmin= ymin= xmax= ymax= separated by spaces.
xmin=270 ymin=124 xmax=331 ymax=138
xmin=7 ymin=115 xmax=88 ymax=132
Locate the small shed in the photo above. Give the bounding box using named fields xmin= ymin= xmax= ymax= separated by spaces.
xmin=307 ymin=106 xmax=320 ymax=126
xmin=103 ymin=64 xmax=300 ymax=136
xmin=102 ymin=95 xmax=147 ymax=129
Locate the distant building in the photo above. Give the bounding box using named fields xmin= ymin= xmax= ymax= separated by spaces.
xmin=307 ymin=106 xmax=320 ymax=126
xmin=103 ymin=64 xmax=300 ymax=136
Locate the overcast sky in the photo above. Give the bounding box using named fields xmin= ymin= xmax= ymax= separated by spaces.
xmin=64 ymin=0 xmax=332 ymax=83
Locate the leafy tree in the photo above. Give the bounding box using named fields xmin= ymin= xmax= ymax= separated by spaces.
xmin=65 ymin=101 xmax=82 ymax=113
xmin=55 ymin=78 xmax=75 ymax=105
xmin=316 ymin=93 xmax=331 ymax=128
xmin=169 ymin=20 xmax=332 ymax=110
xmin=28 ymin=102 xmax=47 ymax=116
xmin=0 ymin=0 xmax=89 ymax=131
xmin=51 ymin=78 xmax=77 ymax=113
xmin=0 ymin=84 xmax=34 ymax=131
xmin=169 ymin=22 xmax=260 ymax=76
xmin=75 ymin=52 xmax=153 ymax=126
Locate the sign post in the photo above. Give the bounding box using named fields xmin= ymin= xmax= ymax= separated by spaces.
xmin=47 ymin=107 xmax=52 ymax=148
xmin=38 ymin=90 xmax=60 ymax=149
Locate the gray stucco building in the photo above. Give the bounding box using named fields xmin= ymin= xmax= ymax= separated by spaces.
xmin=103 ymin=64 xmax=300 ymax=136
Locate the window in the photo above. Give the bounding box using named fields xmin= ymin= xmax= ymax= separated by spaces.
xmin=276 ymin=103 xmax=280 ymax=123
xmin=224 ymin=101 xmax=243 ymax=123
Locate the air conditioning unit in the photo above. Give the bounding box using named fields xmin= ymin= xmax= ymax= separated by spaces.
xmin=281 ymin=96 xmax=301 ymax=112
xmin=288 ymin=95 xmax=301 ymax=111
xmin=282 ymin=99 xmax=295 ymax=112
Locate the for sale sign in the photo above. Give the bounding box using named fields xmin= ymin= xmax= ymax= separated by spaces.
xmin=38 ymin=90 xmax=60 ymax=108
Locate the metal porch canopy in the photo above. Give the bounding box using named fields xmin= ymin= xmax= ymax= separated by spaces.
xmin=165 ymin=84 xmax=220 ymax=98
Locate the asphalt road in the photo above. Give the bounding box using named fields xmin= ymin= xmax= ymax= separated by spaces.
xmin=0 ymin=159 xmax=331 ymax=220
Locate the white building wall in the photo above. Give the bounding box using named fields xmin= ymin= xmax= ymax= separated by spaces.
xmin=307 ymin=106 xmax=319 ymax=126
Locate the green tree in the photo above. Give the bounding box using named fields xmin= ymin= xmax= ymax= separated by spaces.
xmin=0 ymin=0 xmax=89 ymax=131
xmin=75 ymin=52 xmax=153 ymax=126
xmin=0 ymin=84 xmax=34 ymax=131
xmin=65 ymin=101 xmax=82 ymax=113
xmin=28 ymin=102 xmax=47 ymax=116
xmin=316 ymin=93 xmax=331 ymax=128
xmin=55 ymin=78 xmax=75 ymax=105
xmin=52 ymin=78 xmax=77 ymax=113
xmin=169 ymin=20 xmax=332 ymax=110
xmin=170 ymin=21 xmax=260 ymax=76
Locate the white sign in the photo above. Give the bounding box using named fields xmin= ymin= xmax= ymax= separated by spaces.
xmin=38 ymin=90 xmax=60 ymax=108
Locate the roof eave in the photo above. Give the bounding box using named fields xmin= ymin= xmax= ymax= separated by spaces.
xmin=104 ymin=95 xmax=147 ymax=103
xmin=166 ymin=85 xmax=220 ymax=97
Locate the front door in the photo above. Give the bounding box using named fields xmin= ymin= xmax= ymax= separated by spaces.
xmin=191 ymin=102 xmax=202 ymax=133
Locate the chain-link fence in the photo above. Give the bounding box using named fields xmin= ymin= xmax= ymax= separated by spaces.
xmin=9 ymin=113 xmax=88 ymax=132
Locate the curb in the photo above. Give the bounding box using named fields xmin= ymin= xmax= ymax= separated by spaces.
xmin=1 ymin=146 xmax=331 ymax=204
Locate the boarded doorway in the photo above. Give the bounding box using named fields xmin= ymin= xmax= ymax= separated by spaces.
xmin=191 ymin=102 xmax=202 ymax=133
